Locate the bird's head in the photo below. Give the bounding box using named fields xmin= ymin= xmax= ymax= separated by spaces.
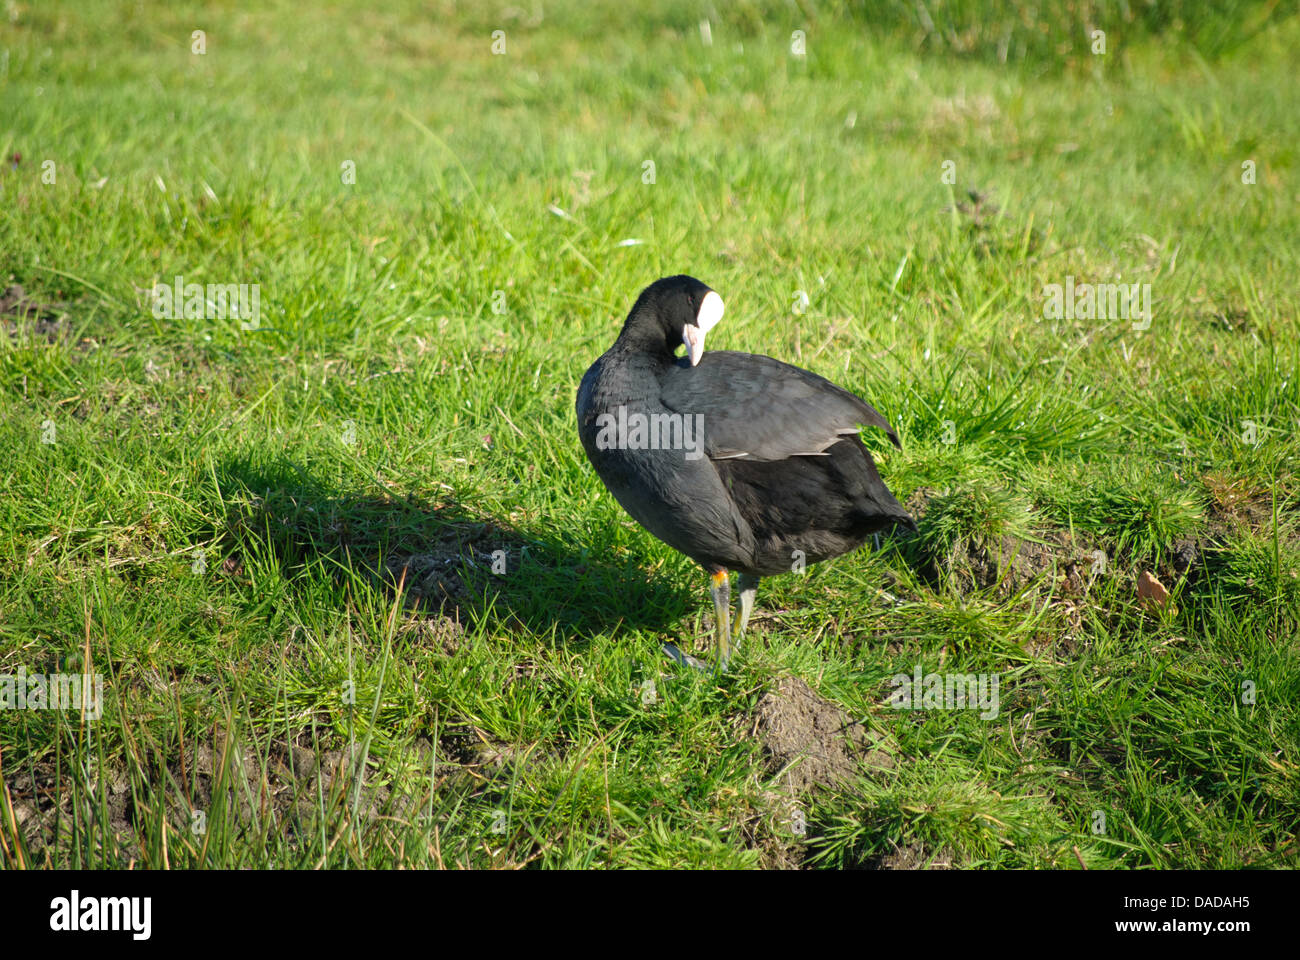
xmin=621 ymin=275 xmax=725 ymax=366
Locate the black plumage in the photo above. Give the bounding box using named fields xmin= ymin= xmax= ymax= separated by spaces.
xmin=576 ymin=275 xmax=913 ymax=669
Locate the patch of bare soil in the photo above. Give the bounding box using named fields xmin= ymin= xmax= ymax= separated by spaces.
xmin=753 ymin=675 xmax=895 ymax=793
xmin=911 ymin=505 xmax=1103 ymax=596
xmin=0 ymin=283 xmax=71 ymax=343
xmin=1169 ymin=535 xmax=1202 ymax=576
xmin=1205 ymin=307 xmax=1253 ymax=335
xmin=380 ymin=520 xmax=540 ymax=640
xmin=1160 ymin=474 xmax=1299 ymax=596
xmin=944 ymin=529 xmax=1102 ymax=595
xmin=383 ymin=524 xmax=509 ymax=609
xmin=395 ymin=608 xmax=469 ymax=654
xmin=904 ymin=486 xmax=938 ymax=520
xmin=740 ymin=676 xmax=895 ymax=869
xmin=1203 ymin=473 xmax=1281 ymax=537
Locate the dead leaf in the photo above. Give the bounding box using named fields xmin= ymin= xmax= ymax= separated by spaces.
xmin=1137 ymin=571 xmax=1173 ymax=613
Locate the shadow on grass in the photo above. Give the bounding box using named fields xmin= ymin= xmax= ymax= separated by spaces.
xmin=214 ymin=456 xmax=691 ymax=645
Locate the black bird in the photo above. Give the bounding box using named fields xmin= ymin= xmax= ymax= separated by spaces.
xmin=576 ymin=275 xmax=914 ymax=670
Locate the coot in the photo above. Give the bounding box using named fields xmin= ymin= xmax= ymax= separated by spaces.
xmin=576 ymin=275 xmax=913 ymax=670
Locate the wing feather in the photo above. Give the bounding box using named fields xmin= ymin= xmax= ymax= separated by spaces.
xmin=658 ymin=351 xmax=900 ymax=462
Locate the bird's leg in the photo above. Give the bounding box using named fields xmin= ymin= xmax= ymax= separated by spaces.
xmin=710 ymin=569 xmax=732 ymax=672
xmin=662 ymin=570 xmax=741 ymax=673
xmin=732 ymin=573 xmax=759 ymax=647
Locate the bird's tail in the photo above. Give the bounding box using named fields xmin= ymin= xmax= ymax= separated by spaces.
xmin=856 ymin=494 xmax=917 ymax=539
xmin=888 ymin=512 xmax=919 ymax=536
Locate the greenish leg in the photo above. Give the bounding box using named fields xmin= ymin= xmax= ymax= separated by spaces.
xmin=733 ymin=573 xmax=759 ymax=647
xmin=710 ymin=570 xmax=732 ymax=672
xmin=663 ymin=570 xmax=745 ymax=673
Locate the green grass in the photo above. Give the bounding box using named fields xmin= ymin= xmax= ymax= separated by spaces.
xmin=1 ymin=0 xmax=1297 ymax=869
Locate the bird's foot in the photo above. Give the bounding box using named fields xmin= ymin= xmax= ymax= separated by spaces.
xmin=661 ymin=642 xmax=713 ymax=672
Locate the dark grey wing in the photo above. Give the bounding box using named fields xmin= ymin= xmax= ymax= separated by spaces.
xmin=658 ymin=351 xmax=901 ymax=462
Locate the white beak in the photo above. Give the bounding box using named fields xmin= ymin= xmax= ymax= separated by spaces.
xmin=682 ymin=290 xmax=724 ymax=367
xmin=683 ymin=323 xmax=704 ymax=366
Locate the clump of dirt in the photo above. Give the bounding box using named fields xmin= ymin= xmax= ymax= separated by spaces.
xmin=1169 ymin=536 xmax=1201 ymax=576
xmin=735 ymin=790 xmax=809 ymax=870
xmin=738 ymin=676 xmax=896 ymax=869
xmin=904 ymin=487 xmax=938 ymax=522
xmin=385 ymin=551 xmax=474 ymax=612
xmin=753 ymin=675 xmax=894 ymax=793
xmin=1205 ymin=307 xmax=1252 ymax=335
xmin=946 ymin=187 xmax=1000 ymax=230
xmin=0 ymin=283 xmax=71 ymax=343
xmin=396 ymin=609 xmax=468 ymax=654
xmin=1203 ymin=473 xmax=1279 ymax=536
xmin=925 ymin=527 xmax=1103 ymax=597
xmin=383 ymin=520 xmax=530 ymax=628
xmin=936 ymin=187 xmax=1045 ymax=259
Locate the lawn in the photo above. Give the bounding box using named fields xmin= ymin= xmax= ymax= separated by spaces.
xmin=1 ymin=0 xmax=1297 ymax=869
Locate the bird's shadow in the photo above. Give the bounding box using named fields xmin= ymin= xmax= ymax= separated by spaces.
xmin=214 ymin=456 xmax=692 ymax=646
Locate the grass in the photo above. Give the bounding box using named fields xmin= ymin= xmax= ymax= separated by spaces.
xmin=0 ymin=0 xmax=1297 ymax=869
